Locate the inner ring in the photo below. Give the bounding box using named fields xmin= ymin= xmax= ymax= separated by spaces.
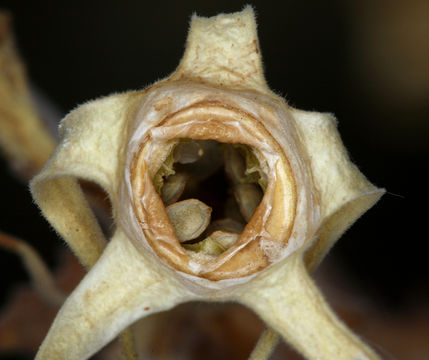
xmin=130 ymin=103 xmax=296 ymax=281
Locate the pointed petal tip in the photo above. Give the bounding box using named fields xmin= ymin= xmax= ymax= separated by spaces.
xmin=305 ymin=186 xmax=385 ymax=270
xmin=35 ymin=230 xmax=187 ymax=360
xmin=238 ymin=255 xmax=381 ymax=359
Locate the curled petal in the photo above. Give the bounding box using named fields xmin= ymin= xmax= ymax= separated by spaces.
xmin=305 ymin=188 xmax=384 ymax=270
xmin=236 ymin=254 xmax=379 ymax=360
xmin=36 ymin=229 xmax=190 ymax=360
xmin=30 ymin=93 xmax=139 ymax=268
xmin=45 ymin=92 xmax=138 ymax=197
xmin=292 ymin=109 xmax=384 ymax=266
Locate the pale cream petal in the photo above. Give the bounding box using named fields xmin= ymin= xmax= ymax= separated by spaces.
xmin=30 ymin=92 xmax=141 ymax=268
xmin=305 ymin=189 xmax=384 ymax=270
xmin=292 ymin=109 xmax=384 ymax=264
xmin=42 ymin=92 xmax=140 ymax=195
xmin=36 ymin=229 xmax=190 ymax=360
xmin=31 ymin=177 xmax=106 ymax=269
xmin=236 ymin=254 xmax=380 ymax=360
xmin=171 ymin=6 xmax=269 ymax=93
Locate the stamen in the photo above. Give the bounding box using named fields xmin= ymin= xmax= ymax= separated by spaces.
xmin=206 ymin=218 xmax=244 ymax=234
xmin=161 ymin=173 xmax=187 ymax=205
xmin=209 ymin=230 xmax=239 ymax=248
xmin=224 ymin=144 xmax=246 ymax=183
xmin=174 ymin=141 xmax=204 ymax=164
xmin=234 ymin=183 xmax=263 ymax=222
xmin=183 ymin=237 xmax=225 ymax=256
xmin=166 ymin=199 xmax=212 ymax=242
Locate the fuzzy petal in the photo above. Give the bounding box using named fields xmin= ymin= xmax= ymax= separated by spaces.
xmin=171 ymin=6 xmax=268 ymax=93
xmin=43 ymin=92 xmax=139 ymax=196
xmin=35 ymin=229 xmax=190 ymax=360
xmin=236 ymin=254 xmax=380 ymax=360
xmin=30 ymin=92 xmax=140 ymax=268
xmin=292 ymin=109 xmax=384 ymax=266
xmin=305 ymin=188 xmax=384 ymax=270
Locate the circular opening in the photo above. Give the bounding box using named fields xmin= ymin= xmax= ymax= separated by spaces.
xmin=129 ymin=104 xmax=296 ymax=281
xmin=154 ymin=139 xmax=266 ymax=259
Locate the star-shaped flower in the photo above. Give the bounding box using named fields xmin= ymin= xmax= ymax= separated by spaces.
xmin=31 ymin=7 xmax=384 ymax=360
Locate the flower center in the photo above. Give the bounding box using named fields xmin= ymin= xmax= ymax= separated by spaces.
xmin=129 ymin=103 xmax=296 ymax=281
xmin=153 ymin=139 xmax=266 ymax=259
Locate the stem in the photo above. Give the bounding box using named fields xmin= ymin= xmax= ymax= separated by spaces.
xmin=0 ymin=231 xmax=65 ymax=306
xmin=248 ymin=328 xmax=280 ymax=360
xmin=119 ymin=328 xmax=138 ymax=360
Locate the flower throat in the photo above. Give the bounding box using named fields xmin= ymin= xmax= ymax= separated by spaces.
xmin=153 ymin=139 xmax=266 ymax=259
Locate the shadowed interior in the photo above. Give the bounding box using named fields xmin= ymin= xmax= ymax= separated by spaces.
xmin=153 ymin=139 xmax=266 ymax=257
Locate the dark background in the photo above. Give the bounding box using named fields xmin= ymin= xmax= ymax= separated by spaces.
xmin=0 ymin=0 xmax=428 ymax=358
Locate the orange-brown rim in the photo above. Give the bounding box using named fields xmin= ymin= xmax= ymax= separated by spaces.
xmin=130 ymin=101 xmax=297 ymax=281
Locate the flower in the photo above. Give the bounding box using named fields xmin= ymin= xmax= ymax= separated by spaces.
xmin=30 ymin=7 xmax=384 ymax=360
